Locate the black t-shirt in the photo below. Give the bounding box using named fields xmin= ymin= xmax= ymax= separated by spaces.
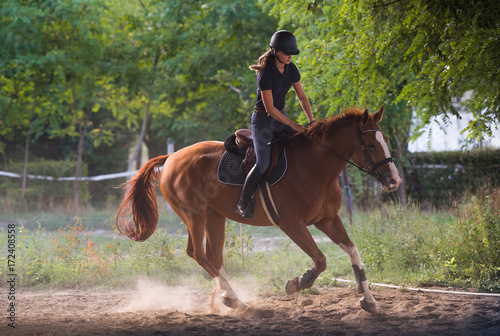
xmin=255 ymin=60 xmax=301 ymax=111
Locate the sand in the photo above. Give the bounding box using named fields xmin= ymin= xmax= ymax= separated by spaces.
xmin=6 ymin=280 xmax=500 ymax=336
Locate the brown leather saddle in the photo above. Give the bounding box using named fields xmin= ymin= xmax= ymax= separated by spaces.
xmin=225 ymin=129 xmax=282 ymax=178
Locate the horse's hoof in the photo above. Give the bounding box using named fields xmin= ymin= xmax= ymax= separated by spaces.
xmin=285 ymin=277 xmax=301 ymax=294
xmin=360 ymin=297 xmax=378 ymax=313
xmin=221 ymin=293 xmax=240 ymax=309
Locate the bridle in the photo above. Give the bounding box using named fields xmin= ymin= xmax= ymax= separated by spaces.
xmin=311 ymin=124 xmax=395 ymax=181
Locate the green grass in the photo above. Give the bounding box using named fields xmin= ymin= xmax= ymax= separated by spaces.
xmin=0 ymin=201 xmax=187 ymax=233
xmin=1 ymin=192 xmax=499 ymax=294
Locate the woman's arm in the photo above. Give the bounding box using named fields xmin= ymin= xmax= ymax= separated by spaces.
xmin=292 ymin=81 xmax=314 ymax=123
xmin=261 ymin=90 xmax=306 ymax=133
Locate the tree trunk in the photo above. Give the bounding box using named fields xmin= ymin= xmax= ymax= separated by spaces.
xmin=135 ymin=140 xmax=142 ymax=170
xmin=21 ymin=96 xmax=37 ymax=206
xmin=21 ymin=133 xmax=32 ymax=206
xmin=144 ymin=134 xmax=167 ymax=159
xmin=74 ymin=109 xmax=92 ymax=216
xmin=342 ymin=168 xmax=354 ymax=225
xmin=128 ymin=98 xmax=150 ymax=171
xmin=394 ymin=144 xmax=408 ymax=205
xmin=74 ymin=125 xmax=86 ymax=216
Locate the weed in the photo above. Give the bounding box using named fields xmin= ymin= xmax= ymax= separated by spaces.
xmin=224 ymin=221 xmax=254 ymax=271
xmin=445 ymin=184 xmax=500 ymax=291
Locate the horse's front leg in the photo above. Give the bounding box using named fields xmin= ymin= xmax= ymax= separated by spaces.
xmin=340 ymin=242 xmax=377 ymax=313
xmin=278 ymin=222 xmax=327 ymax=294
xmin=315 ymin=216 xmax=378 ymax=313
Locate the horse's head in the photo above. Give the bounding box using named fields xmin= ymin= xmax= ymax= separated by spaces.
xmin=351 ymin=106 xmax=401 ymax=192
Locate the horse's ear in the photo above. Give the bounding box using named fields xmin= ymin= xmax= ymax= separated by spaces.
xmin=361 ymin=109 xmax=370 ymax=125
xmin=373 ymin=105 xmax=384 ymax=123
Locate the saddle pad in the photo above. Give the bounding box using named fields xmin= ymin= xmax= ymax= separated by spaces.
xmin=217 ymin=149 xmax=287 ymax=187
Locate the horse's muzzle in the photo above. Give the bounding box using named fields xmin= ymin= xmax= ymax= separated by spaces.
xmin=381 ymin=172 xmax=401 ymax=192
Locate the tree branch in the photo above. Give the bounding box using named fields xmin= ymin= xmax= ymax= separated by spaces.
xmin=372 ymin=0 xmax=405 ymax=9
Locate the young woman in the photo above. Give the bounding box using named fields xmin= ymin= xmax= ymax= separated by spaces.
xmin=236 ymin=30 xmax=315 ymax=218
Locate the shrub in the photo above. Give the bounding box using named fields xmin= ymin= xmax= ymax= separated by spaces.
xmin=405 ymin=149 xmax=500 ymax=209
xmin=444 ymin=185 xmax=500 ymax=291
xmin=347 ymin=201 xmax=451 ymax=284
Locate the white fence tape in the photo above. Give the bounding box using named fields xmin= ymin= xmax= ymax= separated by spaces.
xmin=333 ymin=278 xmax=500 ymax=297
xmin=0 ymin=170 xmax=138 ymax=181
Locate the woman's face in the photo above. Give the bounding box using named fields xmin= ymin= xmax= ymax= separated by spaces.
xmin=275 ymin=50 xmax=293 ymax=64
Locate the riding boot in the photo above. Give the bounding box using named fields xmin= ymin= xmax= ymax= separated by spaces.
xmin=235 ymin=166 xmax=264 ymax=219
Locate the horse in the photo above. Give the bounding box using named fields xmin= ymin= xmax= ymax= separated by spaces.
xmin=116 ymin=106 xmax=401 ymax=313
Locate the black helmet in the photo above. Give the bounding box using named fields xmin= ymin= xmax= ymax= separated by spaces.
xmin=270 ymin=30 xmax=299 ymax=55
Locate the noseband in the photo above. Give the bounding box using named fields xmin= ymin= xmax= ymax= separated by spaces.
xmin=312 ymin=125 xmax=394 ymax=181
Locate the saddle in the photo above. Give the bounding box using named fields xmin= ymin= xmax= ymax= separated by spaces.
xmin=223 ymin=129 xmax=282 ymax=178
xmin=219 ymin=129 xmax=285 ymax=227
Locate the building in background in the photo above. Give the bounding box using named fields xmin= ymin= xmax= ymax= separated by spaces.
xmin=408 ymin=91 xmax=500 ymax=152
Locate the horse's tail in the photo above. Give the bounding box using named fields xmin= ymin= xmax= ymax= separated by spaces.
xmin=116 ymin=155 xmax=170 ymax=242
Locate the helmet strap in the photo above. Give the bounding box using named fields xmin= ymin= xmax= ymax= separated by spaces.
xmin=272 ymin=48 xmax=285 ymax=64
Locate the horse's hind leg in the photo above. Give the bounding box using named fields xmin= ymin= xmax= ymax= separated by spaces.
xmin=205 ymin=209 xmax=225 ymax=273
xmin=183 ymin=210 xmax=244 ymax=309
xmin=314 ymin=215 xmax=378 ymax=313
xmin=205 ymin=209 xmax=244 ymax=309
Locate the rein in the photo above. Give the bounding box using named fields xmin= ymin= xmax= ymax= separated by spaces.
xmin=310 ymin=125 xmax=394 ymax=181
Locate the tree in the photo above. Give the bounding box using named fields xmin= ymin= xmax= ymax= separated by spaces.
xmin=262 ymin=0 xmax=500 ymax=143
xmin=259 ymin=0 xmax=500 ymax=204
xmin=372 ymin=0 xmax=500 ymax=142
xmin=0 ymin=0 xmax=73 ymax=203
xmin=107 ymin=0 xmax=279 ymax=163
xmin=34 ymin=0 xmax=119 ymax=215
xmin=260 ymin=0 xmax=413 ymax=203
xmin=1 ymin=0 xmax=128 ymax=214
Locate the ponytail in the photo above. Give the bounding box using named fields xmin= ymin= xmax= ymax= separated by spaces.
xmin=249 ymin=49 xmax=275 ymax=73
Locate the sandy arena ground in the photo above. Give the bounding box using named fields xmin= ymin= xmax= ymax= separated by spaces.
xmin=5 ymin=279 xmax=500 ymax=336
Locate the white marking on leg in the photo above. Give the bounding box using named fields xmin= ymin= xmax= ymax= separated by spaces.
xmin=219 ymin=266 xmax=228 ymax=280
xmin=340 ymin=243 xmax=376 ymax=305
xmin=215 ymin=274 xmax=238 ymax=303
xmin=339 ymin=243 xmax=362 ymax=266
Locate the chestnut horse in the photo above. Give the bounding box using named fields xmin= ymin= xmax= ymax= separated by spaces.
xmin=116 ymin=106 xmax=401 ymax=313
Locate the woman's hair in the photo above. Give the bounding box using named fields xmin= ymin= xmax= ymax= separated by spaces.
xmin=249 ymin=49 xmax=275 ymax=73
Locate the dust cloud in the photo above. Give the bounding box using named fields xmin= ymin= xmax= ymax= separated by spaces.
xmin=117 ymin=279 xmax=198 ymax=313
xmin=115 ymin=278 xmax=257 ymax=315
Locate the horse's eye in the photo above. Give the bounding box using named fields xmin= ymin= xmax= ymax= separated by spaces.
xmin=368 ymin=143 xmax=376 ymax=149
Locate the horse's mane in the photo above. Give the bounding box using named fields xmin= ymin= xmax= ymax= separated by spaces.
xmin=302 ymin=107 xmax=366 ymax=142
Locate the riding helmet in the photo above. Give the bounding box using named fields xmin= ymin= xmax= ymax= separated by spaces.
xmin=270 ymin=30 xmax=300 ymax=55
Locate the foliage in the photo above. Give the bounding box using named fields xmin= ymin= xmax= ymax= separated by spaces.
xmin=8 ymin=219 xmax=120 ymax=288
xmin=224 ymin=221 xmax=254 ymax=271
xmin=347 ymin=201 xmax=451 ymax=285
xmin=261 ymin=0 xmax=500 ymax=145
xmin=259 ymin=0 xmax=414 ymax=153
xmin=0 ymin=218 xmax=194 ymax=289
xmin=0 ymin=0 xmax=279 ymax=210
xmin=342 ymin=196 xmax=500 ymax=292
xmin=445 ymin=186 xmax=500 ymax=291
xmin=0 ymin=0 xmax=121 ymax=144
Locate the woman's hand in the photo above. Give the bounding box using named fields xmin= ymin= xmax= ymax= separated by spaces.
xmin=292 ymin=123 xmax=307 ymax=134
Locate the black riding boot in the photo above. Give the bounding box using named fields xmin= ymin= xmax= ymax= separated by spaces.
xmin=235 ymin=166 xmax=263 ymax=218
